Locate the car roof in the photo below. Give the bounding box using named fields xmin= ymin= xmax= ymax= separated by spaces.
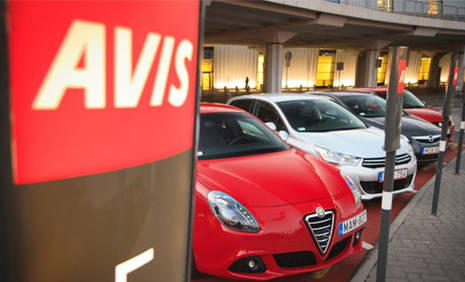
xmin=230 ymin=93 xmax=332 ymax=103
xmin=349 ymin=87 xmax=387 ymax=93
xmin=309 ymin=91 xmax=377 ymax=97
xmin=200 ymin=103 xmax=243 ymax=114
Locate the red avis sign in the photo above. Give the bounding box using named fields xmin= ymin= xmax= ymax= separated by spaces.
xmin=453 ymin=65 xmax=459 ymax=86
xmin=8 ymin=1 xmax=199 ymax=184
xmin=397 ymin=59 xmax=407 ymax=94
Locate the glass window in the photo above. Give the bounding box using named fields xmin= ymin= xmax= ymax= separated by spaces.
xmin=402 ymin=90 xmax=425 ymax=108
xmin=198 ymin=112 xmax=288 ymax=160
xmin=278 ymin=99 xmax=366 ymax=132
xmin=339 ymin=95 xmax=387 ymax=117
xmin=255 ymin=102 xmax=285 ymax=131
xmin=230 ymin=99 xmax=253 ymax=112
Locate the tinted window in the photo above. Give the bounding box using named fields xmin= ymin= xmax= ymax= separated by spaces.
xmin=402 ymin=90 xmax=425 ymax=108
xmin=230 ymin=99 xmax=253 ymax=112
xmin=198 ymin=112 xmax=288 ymax=160
xmin=339 ymin=95 xmax=387 ymax=117
xmin=278 ymin=99 xmax=366 ymax=132
xmin=255 ymin=101 xmax=285 ymax=131
xmin=376 ymin=90 xmax=425 ymax=109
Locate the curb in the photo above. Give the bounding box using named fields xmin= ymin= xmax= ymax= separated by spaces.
xmin=349 ymin=155 xmax=459 ymax=282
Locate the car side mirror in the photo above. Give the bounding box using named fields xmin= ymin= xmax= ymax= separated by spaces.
xmin=278 ymin=130 xmax=289 ymax=141
xmin=265 ymin=122 xmax=277 ymax=131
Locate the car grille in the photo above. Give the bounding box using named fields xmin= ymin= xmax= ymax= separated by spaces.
xmin=411 ymin=134 xmax=441 ymax=144
xmin=273 ymin=251 xmax=316 ymax=268
xmin=416 ymin=153 xmax=439 ymax=162
xmin=432 ymin=120 xmax=452 ymax=127
xmin=304 ymin=210 xmax=334 ymax=254
xmin=327 ymin=236 xmax=350 ymax=261
xmin=362 ymin=153 xmax=412 ymax=168
xmin=360 ymin=174 xmax=414 ymax=194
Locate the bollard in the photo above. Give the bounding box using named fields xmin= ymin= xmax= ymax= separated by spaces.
xmin=376 ymin=46 xmax=408 ymax=282
xmin=432 ymin=53 xmax=459 ymax=215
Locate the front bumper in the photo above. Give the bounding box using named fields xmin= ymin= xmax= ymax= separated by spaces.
xmin=339 ymin=155 xmax=417 ymax=200
xmin=410 ymin=138 xmax=440 ymax=163
xmin=194 ymin=195 xmax=365 ymax=280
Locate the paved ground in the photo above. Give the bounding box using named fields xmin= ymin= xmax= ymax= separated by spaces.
xmin=358 ymin=152 xmax=465 ymax=282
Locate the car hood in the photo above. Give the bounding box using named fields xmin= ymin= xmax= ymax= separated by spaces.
xmin=197 ymin=149 xmax=350 ymax=207
xmin=404 ymin=108 xmax=442 ymax=123
xmin=363 ymin=115 xmax=441 ymax=137
xmin=294 ymin=127 xmax=408 ymax=158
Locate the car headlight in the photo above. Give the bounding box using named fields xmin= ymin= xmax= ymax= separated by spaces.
xmin=314 ymin=145 xmax=361 ymax=166
xmin=401 ymin=134 xmax=411 ymax=144
xmin=406 ymin=143 xmax=414 ymax=156
xmin=340 ymin=172 xmax=362 ymax=209
xmin=207 ymin=191 xmax=260 ymax=233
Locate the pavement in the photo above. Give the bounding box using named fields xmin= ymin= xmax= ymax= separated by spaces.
xmin=352 ymin=151 xmax=465 ymax=282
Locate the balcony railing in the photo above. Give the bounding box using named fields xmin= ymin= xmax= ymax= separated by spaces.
xmin=326 ymin=0 xmax=465 ymax=20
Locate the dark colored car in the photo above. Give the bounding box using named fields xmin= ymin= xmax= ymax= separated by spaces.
xmin=308 ymin=91 xmax=442 ymax=163
xmin=351 ymin=88 xmax=454 ymax=141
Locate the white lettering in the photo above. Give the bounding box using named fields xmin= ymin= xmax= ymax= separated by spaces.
xmin=115 ymin=248 xmax=154 ymax=282
xmin=168 ymin=40 xmax=193 ymax=107
xmin=150 ymin=36 xmax=175 ymax=106
xmin=33 ymin=20 xmax=105 ymax=110
xmin=114 ymin=27 xmax=160 ymax=108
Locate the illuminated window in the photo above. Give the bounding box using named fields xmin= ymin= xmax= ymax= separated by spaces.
xmin=377 ymin=55 xmax=388 ymax=85
xmin=257 ymin=53 xmax=264 ymax=90
xmin=316 ymin=50 xmax=335 ymax=87
xmin=377 ymin=0 xmax=392 ymax=12
xmin=201 ymin=47 xmax=213 ymax=91
xmin=427 ymin=0 xmax=439 ymax=15
xmin=418 ymin=57 xmax=432 ymax=82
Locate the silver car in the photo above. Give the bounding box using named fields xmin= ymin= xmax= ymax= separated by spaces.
xmin=228 ymin=94 xmax=417 ymax=200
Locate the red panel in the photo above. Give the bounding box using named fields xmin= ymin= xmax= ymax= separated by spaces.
xmin=397 ymin=59 xmax=407 ymax=94
xmin=453 ymin=65 xmax=459 ymax=86
xmin=8 ymin=1 xmax=200 ymax=184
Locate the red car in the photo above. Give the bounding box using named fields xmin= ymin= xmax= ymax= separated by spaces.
xmin=351 ymin=88 xmax=454 ymax=141
xmin=193 ymin=103 xmax=366 ymax=280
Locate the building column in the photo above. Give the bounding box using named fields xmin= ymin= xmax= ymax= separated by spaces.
xmin=265 ymin=43 xmax=284 ymax=93
xmin=356 ymin=49 xmax=380 ymax=88
xmin=456 ymin=47 xmax=465 ymax=94
xmin=261 ymin=31 xmax=295 ymax=93
xmin=427 ymin=53 xmax=443 ymax=88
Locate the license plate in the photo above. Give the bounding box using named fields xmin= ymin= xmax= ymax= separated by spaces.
xmin=378 ymin=168 xmax=408 ymax=182
xmin=338 ymin=210 xmax=367 ymax=236
xmin=422 ymin=146 xmax=439 ymax=155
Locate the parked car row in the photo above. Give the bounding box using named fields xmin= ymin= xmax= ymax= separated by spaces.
xmin=192 ymin=89 xmax=445 ymax=280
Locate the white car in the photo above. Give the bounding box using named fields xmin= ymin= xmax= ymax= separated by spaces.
xmin=228 ymin=94 xmax=417 ymax=200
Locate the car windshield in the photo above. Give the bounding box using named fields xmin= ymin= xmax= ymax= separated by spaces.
xmin=402 ymin=90 xmax=425 ymax=108
xmin=375 ymin=90 xmax=425 ymax=109
xmin=277 ymin=99 xmax=366 ymax=132
xmin=339 ymin=95 xmax=387 ymax=118
xmin=198 ymin=112 xmax=289 ymax=160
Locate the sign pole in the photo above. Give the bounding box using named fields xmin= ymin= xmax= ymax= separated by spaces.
xmin=432 ymin=53 xmax=458 ymax=215
xmin=0 ymin=1 xmax=13 ymax=280
xmin=376 ymin=46 xmax=408 ymax=282
xmin=455 ymin=51 xmax=465 ymax=175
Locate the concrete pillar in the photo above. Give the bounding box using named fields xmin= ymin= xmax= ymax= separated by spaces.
xmin=260 ymin=31 xmax=295 ymax=93
xmin=427 ymin=54 xmax=442 ymax=88
xmin=456 ymin=47 xmax=465 ymax=94
xmin=265 ymin=43 xmax=284 ymax=93
xmin=356 ymin=49 xmax=380 ymax=87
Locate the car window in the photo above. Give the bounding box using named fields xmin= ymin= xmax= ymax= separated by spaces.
xmin=277 ymin=99 xmax=366 ymax=132
xmin=230 ymin=99 xmax=253 ymax=112
xmin=198 ymin=112 xmax=289 ymax=160
xmin=254 ymin=101 xmax=285 ymax=131
xmin=339 ymin=95 xmax=387 ymax=118
xmin=402 ymin=90 xmax=425 ymax=108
